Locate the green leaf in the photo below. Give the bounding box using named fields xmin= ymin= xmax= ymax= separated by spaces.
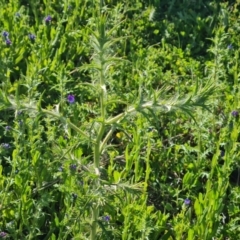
xmin=188 ymin=229 xmax=194 ymax=240
xmin=113 ymin=170 xmax=121 ymax=183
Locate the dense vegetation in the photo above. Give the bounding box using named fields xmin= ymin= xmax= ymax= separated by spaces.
xmin=0 ymin=0 xmax=239 ymax=239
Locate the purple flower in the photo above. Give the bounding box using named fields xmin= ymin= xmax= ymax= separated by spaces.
xmin=184 ymin=198 xmax=191 ymax=205
xmin=44 ymin=15 xmax=52 ymax=23
xmin=67 ymin=94 xmax=75 ymax=104
xmin=1 ymin=143 xmax=10 ymax=149
xmin=70 ymin=164 xmax=77 ymax=171
xmin=2 ymin=31 xmax=9 ymax=38
xmin=28 ymin=33 xmax=36 ymax=41
xmin=231 ymin=110 xmax=238 ymax=117
xmin=6 ymin=39 xmax=11 ymax=45
xmin=103 ymin=216 xmax=110 ymax=221
xmin=5 ymin=126 xmax=11 ymax=131
xmin=0 ymin=232 xmax=7 ymax=238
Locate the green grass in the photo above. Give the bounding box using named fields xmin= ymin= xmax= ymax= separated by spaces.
xmin=0 ymin=0 xmax=240 ymax=239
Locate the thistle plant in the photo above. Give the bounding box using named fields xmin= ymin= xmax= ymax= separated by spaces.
xmin=0 ymin=4 xmax=217 ymax=240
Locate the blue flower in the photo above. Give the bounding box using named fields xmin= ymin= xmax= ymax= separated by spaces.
xmin=103 ymin=215 xmax=110 ymax=221
xmin=67 ymin=94 xmax=75 ymax=104
xmin=184 ymin=198 xmax=191 ymax=205
xmin=28 ymin=33 xmax=36 ymax=41
xmin=44 ymin=15 xmax=52 ymax=23
xmin=227 ymin=44 xmax=233 ymax=50
xmin=231 ymin=110 xmax=238 ymax=117
xmin=2 ymin=31 xmax=9 ymax=38
xmin=70 ymin=164 xmax=77 ymax=171
xmin=5 ymin=126 xmax=11 ymax=131
xmin=5 ymin=39 xmax=11 ymax=45
xmin=1 ymin=143 xmax=10 ymax=149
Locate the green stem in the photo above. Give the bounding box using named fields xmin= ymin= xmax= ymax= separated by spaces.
xmin=91 ymin=14 xmax=107 ymax=240
xmin=100 ymin=126 xmax=115 ymax=152
xmin=100 ymin=0 xmax=103 ymax=13
xmin=91 ymin=135 xmax=102 ymax=240
xmin=106 ymin=106 xmax=135 ymax=124
xmin=94 ymin=124 xmax=105 ymax=171
xmin=90 ymin=204 xmax=99 ymax=240
xmin=41 ymin=109 xmax=91 ymax=140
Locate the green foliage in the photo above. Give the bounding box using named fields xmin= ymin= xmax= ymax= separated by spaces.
xmin=0 ymin=0 xmax=239 ymax=239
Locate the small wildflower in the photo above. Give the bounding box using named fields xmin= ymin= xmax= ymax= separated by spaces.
xmin=0 ymin=232 xmax=7 ymax=238
xmin=67 ymin=94 xmax=75 ymax=104
xmin=1 ymin=143 xmax=10 ymax=149
xmin=227 ymin=44 xmax=233 ymax=50
xmin=70 ymin=164 xmax=77 ymax=171
xmin=44 ymin=15 xmax=52 ymax=23
xmin=5 ymin=126 xmax=11 ymax=131
xmin=6 ymin=39 xmax=11 ymax=45
xmin=28 ymin=33 xmax=36 ymax=41
xmin=184 ymin=198 xmax=191 ymax=205
xmin=103 ymin=216 xmax=110 ymax=221
xmin=2 ymin=31 xmax=9 ymax=38
xmin=231 ymin=110 xmax=238 ymax=117
xmin=58 ymin=166 xmax=63 ymax=172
